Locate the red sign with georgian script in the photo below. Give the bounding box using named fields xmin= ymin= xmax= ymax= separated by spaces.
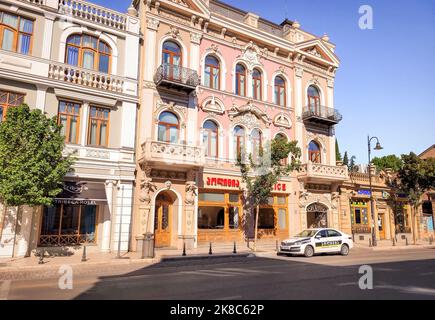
xmin=206 ymin=177 xmax=240 ymax=188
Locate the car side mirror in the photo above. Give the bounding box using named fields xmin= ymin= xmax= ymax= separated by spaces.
xmin=315 ymin=235 xmax=321 ymax=239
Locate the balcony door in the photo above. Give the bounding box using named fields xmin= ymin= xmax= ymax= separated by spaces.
xmin=308 ymin=85 xmax=321 ymax=115
xmin=162 ymin=40 xmax=182 ymax=81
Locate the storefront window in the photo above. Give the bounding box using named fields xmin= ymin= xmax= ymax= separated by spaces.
xmin=278 ymin=208 xmax=286 ymax=230
xmin=229 ymin=207 xmax=239 ymax=229
xmin=258 ymin=208 xmax=275 ymax=229
xmin=198 ymin=206 xmax=225 ymax=229
xmin=229 ymin=193 xmax=239 ymax=203
xmin=39 ymin=204 xmax=97 ymax=246
xmin=350 ymin=200 xmax=370 ymax=233
xmin=199 ymin=192 xmax=225 ymax=202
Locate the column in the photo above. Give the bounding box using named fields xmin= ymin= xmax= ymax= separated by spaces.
xmin=184 ymin=170 xmax=198 ymax=249
xmin=120 ymin=101 xmax=137 ymax=149
xmin=112 ymin=182 xmax=133 ymax=253
xmin=144 ymin=18 xmax=159 ymax=82
xmin=187 ymin=32 xmax=202 ymax=146
xmin=80 ymin=102 xmax=90 ymax=146
xmin=41 ymin=13 xmax=55 ymax=60
xmin=35 ymin=85 xmax=48 ymax=112
xmin=327 ymin=79 xmax=336 ymax=165
xmin=294 ymin=67 xmax=304 ymax=156
xmin=102 ymin=180 xmax=116 ymax=253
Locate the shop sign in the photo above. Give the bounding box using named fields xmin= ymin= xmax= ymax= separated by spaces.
xmin=206 ymin=177 xmax=240 ymax=188
xmin=274 ymin=183 xmax=287 ymax=192
xmin=54 ymin=199 xmax=97 ymax=205
xmin=206 ymin=176 xmax=287 ymax=192
xmin=358 ymin=190 xmax=371 ymax=196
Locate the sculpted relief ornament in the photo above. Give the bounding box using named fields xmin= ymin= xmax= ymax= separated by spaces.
xmin=139 ymin=174 xmax=157 ymax=205
xmin=228 ymin=101 xmax=272 ymax=128
xmin=185 ymin=181 xmax=198 ymax=205
xmin=237 ymin=41 xmax=264 ymax=70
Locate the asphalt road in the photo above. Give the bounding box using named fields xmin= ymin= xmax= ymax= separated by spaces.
xmin=3 ymin=247 xmax=435 ymax=300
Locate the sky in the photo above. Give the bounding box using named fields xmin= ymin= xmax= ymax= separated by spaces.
xmin=92 ymin=0 xmax=435 ymax=164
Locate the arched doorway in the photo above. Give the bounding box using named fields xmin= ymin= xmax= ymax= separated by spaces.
xmin=306 ymin=203 xmax=329 ymax=228
xmin=154 ymin=191 xmax=176 ymax=248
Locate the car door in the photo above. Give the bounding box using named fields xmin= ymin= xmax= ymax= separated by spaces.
xmin=313 ymin=230 xmax=329 ymax=253
xmin=326 ymin=229 xmax=343 ymax=253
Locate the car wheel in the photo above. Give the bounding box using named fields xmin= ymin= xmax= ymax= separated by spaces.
xmin=340 ymin=244 xmax=349 ymax=256
xmin=304 ymin=245 xmax=314 ymax=258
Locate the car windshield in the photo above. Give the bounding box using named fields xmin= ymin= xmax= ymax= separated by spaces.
xmin=295 ymin=230 xmax=318 ymax=238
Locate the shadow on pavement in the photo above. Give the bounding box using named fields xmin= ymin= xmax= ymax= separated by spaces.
xmin=73 ymin=253 xmax=435 ymax=300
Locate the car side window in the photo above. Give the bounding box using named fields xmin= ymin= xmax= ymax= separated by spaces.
xmin=317 ymin=230 xmax=328 ymax=238
xmin=327 ymin=230 xmax=341 ymax=237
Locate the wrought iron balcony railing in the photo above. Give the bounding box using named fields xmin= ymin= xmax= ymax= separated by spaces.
xmin=154 ymin=63 xmax=200 ymax=92
xmin=302 ymin=105 xmax=343 ymax=125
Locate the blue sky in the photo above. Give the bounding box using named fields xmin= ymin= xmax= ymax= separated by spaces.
xmin=93 ymin=0 xmax=435 ymax=163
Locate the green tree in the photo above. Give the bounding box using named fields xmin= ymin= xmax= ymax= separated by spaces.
xmin=396 ymin=152 xmax=435 ymax=244
xmin=343 ymin=151 xmax=349 ymax=167
xmin=372 ymin=154 xmax=403 ymax=172
xmin=237 ymin=135 xmax=301 ymax=251
xmin=0 ymin=104 xmax=74 ymax=209
xmin=349 ymin=155 xmax=356 ymax=171
xmin=335 ymin=138 xmax=342 ymax=162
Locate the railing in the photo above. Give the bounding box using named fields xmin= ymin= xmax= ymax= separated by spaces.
xmin=352 ymin=225 xmax=371 ymax=234
xmin=299 ymin=162 xmax=349 ymax=181
xmin=58 ymin=0 xmax=128 ymax=31
xmin=154 ymin=63 xmax=200 ymax=88
xmin=302 ymin=105 xmax=343 ymax=124
xmin=20 ymin=0 xmax=46 ymax=5
xmin=48 ymin=62 xmax=124 ymax=93
xmin=349 ymin=172 xmax=382 ymax=184
xmin=141 ymin=140 xmax=204 ymax=166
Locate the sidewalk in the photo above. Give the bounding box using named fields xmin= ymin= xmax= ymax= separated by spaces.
xmin=0 ymin=243 xmax=254 ymax=280
xmin=354 ymin=241 xmax=435 ymax=251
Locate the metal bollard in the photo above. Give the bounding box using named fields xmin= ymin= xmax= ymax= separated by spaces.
xmin=233 ymin=242 xmax=237 ymax=254
xmin=81 ymin=245 xmax=87 ymax=262
xmin=392 ymin=237 xmax=396 ymax=246
xmin=406 ymin=237 xmax=409 ymax=246
xmin=369 ymin=238 xmax=372 ymax=247
xmin=182 ymin=242 xmax=186 ymax=256
xmin=209 ymin=242 xmax=213 ymax=255
xmin=430 ymin=236 xmax=433 ymax=245
xmin=276 ymin=240 xmax=279 ymax=252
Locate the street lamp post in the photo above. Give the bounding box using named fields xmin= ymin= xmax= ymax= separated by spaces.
xmin=367 ymin=135 xmax=383 ymax=247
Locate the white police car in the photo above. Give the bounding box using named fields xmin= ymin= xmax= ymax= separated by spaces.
xmin=279 ymin=228 xmax=353 ymax=257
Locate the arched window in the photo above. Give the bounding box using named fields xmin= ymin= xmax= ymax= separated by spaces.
xmin=0 ymin=12 xmax=33 ymax=55
xmin=308 ymin=141 xmax=321 ymax=163
xmin=274 ymin=76 xmax=286 ymax=107
xmin=162 ymin=40 xmax=182 ymax=80
xmin=203 ymin=120 xmax=219 ymax=158
xmin=275 ymin=133 xmax=288 ymax=165
xmin=158 ymin=111 xmax=179 ymax=143
xmin=235 ymin=64 xmax=246 ymax=96
xmin=233 ymin=126 xmax=245 ymax=160
xmin=204 ymin=56 xmax=220 ymax=90
xmin=66 ymin=34 xmax=111 ymax=73
xmin=251 ymin=129 xmax=262 ymax=162
xmin=308 ymin=85 xmax=321 ymax=113
xmin=252 ymin=68 xmax=262 ymax=100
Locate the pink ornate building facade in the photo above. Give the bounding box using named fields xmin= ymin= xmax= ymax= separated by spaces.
xmin=133 ymin=0 xmax=349 ymax=250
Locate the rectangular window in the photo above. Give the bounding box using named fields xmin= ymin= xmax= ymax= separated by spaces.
xmin=278 ymin=208 xmax=286 ymax=230
xmin=0 ymin=12 xmax=33 ymax=54
xmin=0 ymin=90 xmax=25 ymax=122
xmin=39 ymin=204 xmax=97 ymax=246
xmin=198 ymin=206 xmax=225 ymax=229
xmin=88 ymin=106 xmax=110 ymax=147
xmin=198 ymin=192 xmax=225 ymax=203
xmin=229 ymin=207 xmax=239 ymax=229
xmin=258 ymin=208 xmax=275 ymax=229
xmin=58 ymin=101 xmax=81 ymax=144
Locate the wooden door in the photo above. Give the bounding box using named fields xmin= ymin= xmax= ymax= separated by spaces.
xmin=154 ymin=201 xmax=172 ymax=248
xmin=378 ymin=213 xmax=386 ymax=240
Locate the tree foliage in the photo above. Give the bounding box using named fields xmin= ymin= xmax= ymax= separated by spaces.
xmin=237 ymin=136 xmax=301 ymax=208
xmin=372 ymin=154 xmax=403 ymax=172
xmin=343 ymin=151 xmax=349 ymax=167
xmin=0 ymin=104 xmax=74 ymax=207
xmin=335 ymin=138 xmax=342 ymax=161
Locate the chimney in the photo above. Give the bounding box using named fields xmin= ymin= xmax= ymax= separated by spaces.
xmin=244 ymin=13 xmax=260 ymax=28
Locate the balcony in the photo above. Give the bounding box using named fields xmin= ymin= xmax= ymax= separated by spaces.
xmin=298 ymin=162 xmax=349 ymax=183
xmin=154 ymin=63 xmax=200 ymax=93
xmin=48 ymin=62 xmax=124 ymax=93
xmin=302 ymin=105 xmax=343 ymax=126
xmin=140 ymin=140 xmax=204 ymax=168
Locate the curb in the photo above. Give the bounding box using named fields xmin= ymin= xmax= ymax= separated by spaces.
xmin=157 ymin=252 xmax=252 ymax=262
xmin=370 ymin=245 xmax=435 ymax=251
